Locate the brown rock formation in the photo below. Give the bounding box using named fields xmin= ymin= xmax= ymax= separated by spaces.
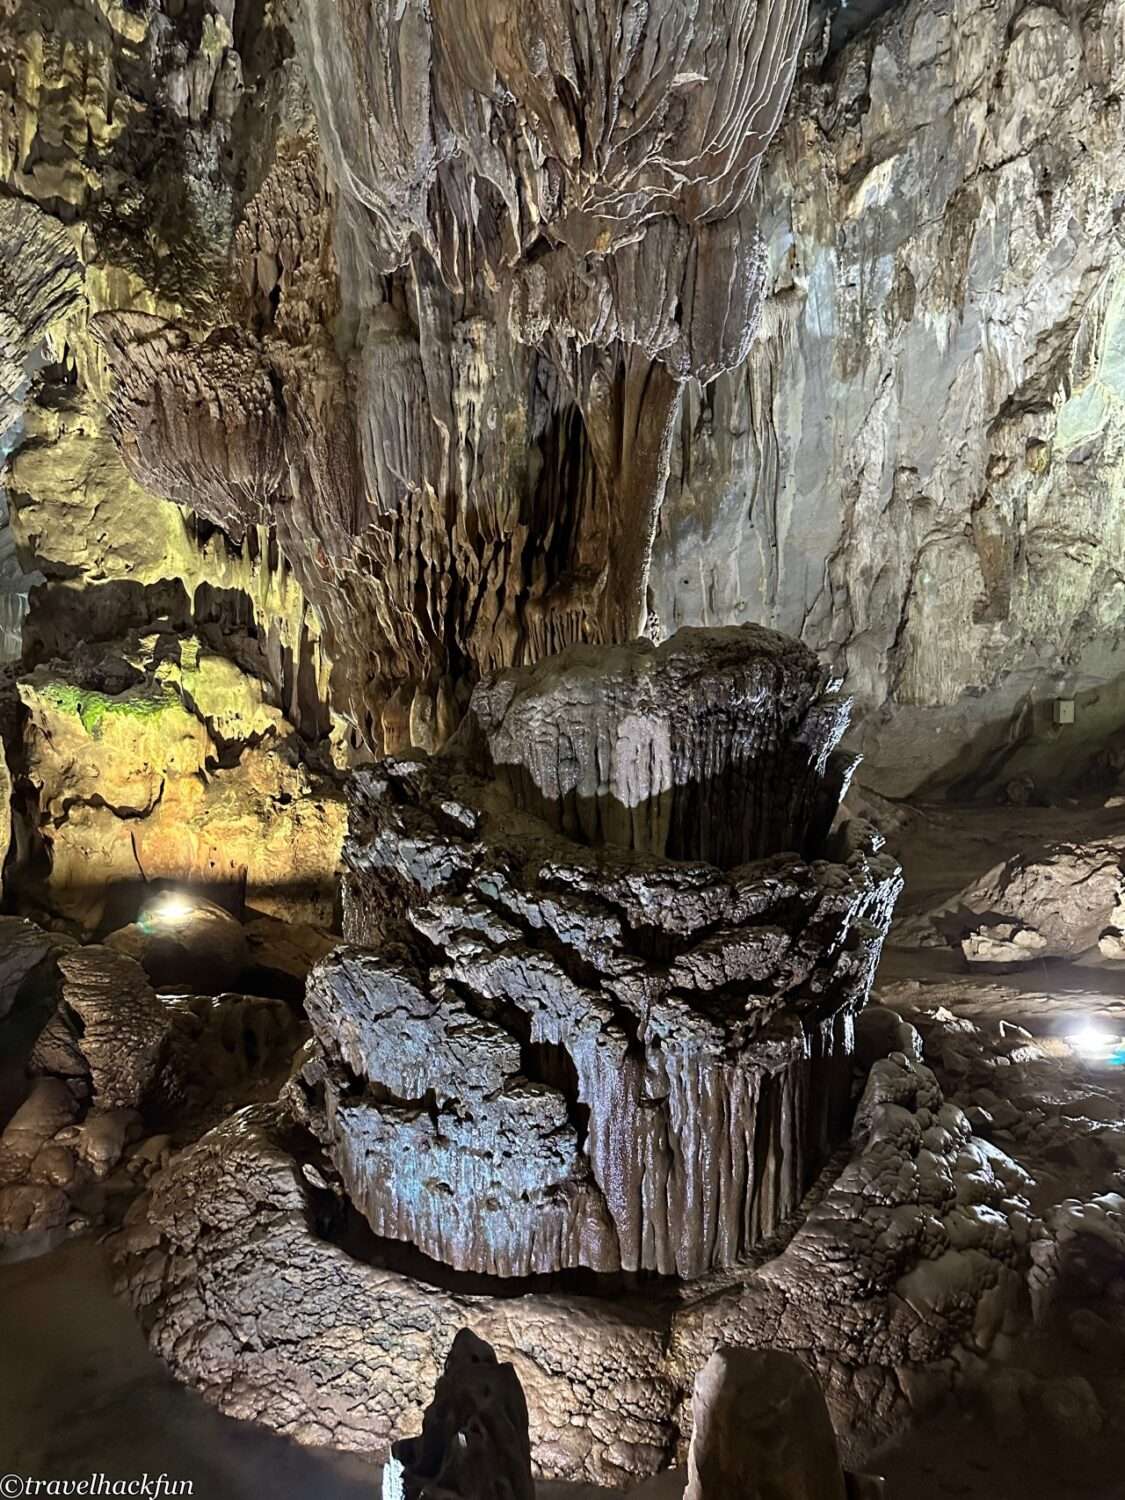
xmin=55 ymin=947 xmax=169 ymax=1111
xmin=18 ymin=631 xmax=345 ymax=932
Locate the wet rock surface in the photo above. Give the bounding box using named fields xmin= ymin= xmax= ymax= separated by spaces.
xmin=114 ymin=1038 xmax=1038 ymax=1480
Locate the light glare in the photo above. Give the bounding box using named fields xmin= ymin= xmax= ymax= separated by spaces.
xmin=154 ymin=892 xmax=193 ymax=924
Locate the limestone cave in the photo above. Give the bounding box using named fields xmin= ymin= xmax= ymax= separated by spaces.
xmin=2 ymin=1 xmax=1125 ymax=1496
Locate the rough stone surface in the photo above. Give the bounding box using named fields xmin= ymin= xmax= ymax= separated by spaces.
xmin=116 ymin=1047 xmax=1035 ymax=1477
xmin=0 ymin=917 xmax=60 ymax=1022
xmin=684 ymin=1347 xmax=847 ymax=1500
xmin=56 ymin=947 xmax=169 ymax=1110
xmin=652 ymin=0 xmax=1125 ymax=798
xmin=294 ymin=628 xmax=901 ymax=1280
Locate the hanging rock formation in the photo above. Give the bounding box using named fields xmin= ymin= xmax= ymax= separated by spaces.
xmin=88 ymin=0 xmax=810 ymax=749
xmin=287 ymin=626 xmax=901 ymax=1279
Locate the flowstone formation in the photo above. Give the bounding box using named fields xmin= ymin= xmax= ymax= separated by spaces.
xmin=93 ymin=0 xmax=810 ymax=745
xmin=115 ymin=1031 xmax=1037 ymax=1480
xmin=291 ymin=627 xmax=901 ymax=1279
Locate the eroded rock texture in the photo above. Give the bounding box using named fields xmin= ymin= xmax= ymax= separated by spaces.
xmin=116 ymin=1044 xmax=1037 ymax=1480
xmin=653 ymin=0 xmax=1125 ymax=796
xmin=55 ymin=947 xmax=170 ymax=1111
xmin=289 ymin=628 xmax=900 ymax=1279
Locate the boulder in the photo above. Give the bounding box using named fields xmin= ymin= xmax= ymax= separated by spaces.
xmin=684 ymin=1348 xmax=847 ymax=1500
xmin=56 ymin=946 xmax=170 ymax=1109
xmin=385 ymin=1330 xmax=533 ymax=1500
xmin=106 ymin=894 xmax=250 ymax=993
xmin=956 ymin=844 xmax=1124 ymax=963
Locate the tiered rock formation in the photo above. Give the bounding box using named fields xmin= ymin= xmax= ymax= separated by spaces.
xmin=115 ymin=1039 xmax=1035 ymax=1480
xmin=286 ymin=627 xmax=901 ymax=1279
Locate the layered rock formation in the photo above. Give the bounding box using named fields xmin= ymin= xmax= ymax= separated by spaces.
xmin=115 ymin=1040 xmax=1036 ymax=1479
xmin=289 ymin=627 xmax=901 ymax=1280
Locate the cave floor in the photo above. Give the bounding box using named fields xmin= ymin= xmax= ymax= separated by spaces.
xmin=0 ymin=1235 xmax=380 ymax=1499
xmin=2 ymin=1174 xmax=1122 ymax=1500
xmin=4 ymin=803 xmax=1125 ymax=1498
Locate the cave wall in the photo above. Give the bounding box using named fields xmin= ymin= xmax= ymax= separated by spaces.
xmin=653 ymin=0 xmax=1125 ymax=797
xmin=0 ymin=0 xmax=345 ymax=923
xmin=4 ymin=0 xmax=1124 ymax=909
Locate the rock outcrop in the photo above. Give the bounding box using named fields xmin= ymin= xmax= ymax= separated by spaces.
xmin=290 ymin=628 xmax=900 ymax=1279
xmin=19 ymin=631 xmax=345 ymax=932
xmin=115 ymin=1044 xmax=1036 ymax=1479
xmin=653 ymin=0 xmax=1125 ymax=797
xmin=684 ymin=1347 xmax=848 ymax=1500
xmin=893 ymin=837 xmax=1125 ymax=967
xmin=384 ymin=1330 xmax=534 ymax=1500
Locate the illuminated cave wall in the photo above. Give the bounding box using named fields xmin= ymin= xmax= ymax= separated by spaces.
xmin=2 ymin=0 xmax=1125 ymax=928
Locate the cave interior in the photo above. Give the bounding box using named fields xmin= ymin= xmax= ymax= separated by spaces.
xmin=3 ymin=1 xmax=1125 ymax=1497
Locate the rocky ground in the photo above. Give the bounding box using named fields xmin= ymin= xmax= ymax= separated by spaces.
xmin=3 ymin=800 xmax=1125 ymax=1496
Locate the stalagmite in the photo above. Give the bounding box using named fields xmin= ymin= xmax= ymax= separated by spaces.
xmin=293 ymin=626 xmax=901 ymax=1278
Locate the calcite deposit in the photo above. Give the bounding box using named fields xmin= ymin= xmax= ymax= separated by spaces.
xmin=290 ymin=628 xmax=900 ymax=1279
xmin=2 ymin=1 xmax=1125 ymax=1495
xmin=114 ymin=1039 xmax=1036 ymax=1480
xmin=653 ymin=0 xmax=1125 ymax=798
